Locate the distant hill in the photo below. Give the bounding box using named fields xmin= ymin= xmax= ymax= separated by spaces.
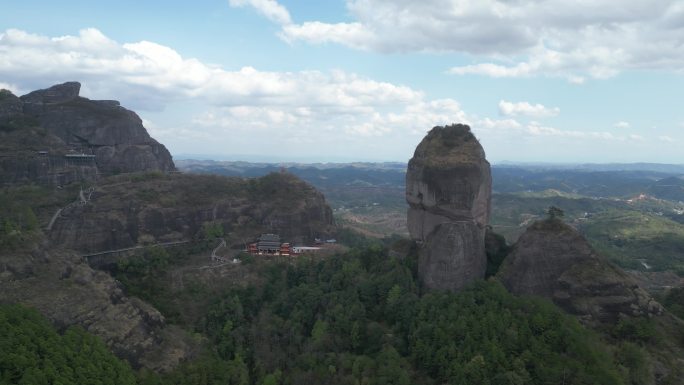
xmin=177 ymin=159 xmax=684 ymax=202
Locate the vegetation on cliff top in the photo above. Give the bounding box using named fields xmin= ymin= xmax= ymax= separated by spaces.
xmin=411 ymin=124 xmax=486 ymax=166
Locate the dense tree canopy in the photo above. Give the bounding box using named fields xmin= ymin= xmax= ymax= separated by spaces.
xmin=5 ymin=244 xmax=648 ymax=384
xmin=192 ymin=246 xmax=625 ymax=385
xmin=0 ymin=304 xmax=136 ymax=385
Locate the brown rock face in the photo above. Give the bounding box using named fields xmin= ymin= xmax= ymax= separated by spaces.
xmin=497 ymin=219 xmax=663 ymax=324
xmin=406 ymin=124 xmax=492 ymax=291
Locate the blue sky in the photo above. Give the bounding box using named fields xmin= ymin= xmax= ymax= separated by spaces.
xmin=1 ymin=0 xmax=683 ymax=163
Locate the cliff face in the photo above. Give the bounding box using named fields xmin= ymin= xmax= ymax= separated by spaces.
xmin=0 ymin=82 xmax=174 ymax=185
xmin=49 ymin=172 xmax=335 ymax=253
xmin=497 ymin=219 xmax=663 ymax=324
xmin=0 ymin=240 xmax=193 ymax=371
xmin=406 ymin=124 xmax=492 ymax=291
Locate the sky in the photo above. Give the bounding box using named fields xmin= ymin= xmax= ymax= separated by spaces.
xmin=1 ymin=0 xmax=683 ymax=163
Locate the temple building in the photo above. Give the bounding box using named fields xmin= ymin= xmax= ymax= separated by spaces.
xmin=257 ymin=233 xmax=280 ymax=254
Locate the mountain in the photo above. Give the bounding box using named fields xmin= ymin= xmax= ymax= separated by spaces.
xmin=0 ymin=82 xmax=174 ymax=186
xmin=1 ymin=83 xmax=335 ymax=374
xmin=49 ymin=171 xmax=334 ymax=254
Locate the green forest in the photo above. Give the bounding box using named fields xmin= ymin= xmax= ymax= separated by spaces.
xmin=4 ymin=242 xmax=660 ymax=385
xmin=0 ymin=304 xmax=136 ymax=385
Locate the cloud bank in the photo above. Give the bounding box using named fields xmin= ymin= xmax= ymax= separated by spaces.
xmin=234 ymin=0 xmax=684 ymax=82
xmin=0 ymin=27 xmax=672 ymax=160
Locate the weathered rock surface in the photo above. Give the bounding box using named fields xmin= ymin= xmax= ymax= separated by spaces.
xmin=0 ymin=82 xmax=174 ymax=186
xmin=50 ymin=172 xmax=335 ymax=254
xmin=497 ymin=219 xmax=663 ymax=324
xmin=406 ymin=124 xmax=491 ymax=291
xmin=0 ymin=239 xmax=194 ymax=371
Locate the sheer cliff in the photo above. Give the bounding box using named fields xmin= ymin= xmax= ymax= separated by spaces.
xmin=48 ymin=172 xmax=334 ymax=254
xmin=406 ymin=124 xmax=491 ymax=291
xmin=0 ymin=82 xmax=174 ymax=186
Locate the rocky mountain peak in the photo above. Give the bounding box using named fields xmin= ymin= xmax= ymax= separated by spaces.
xmin=1 ymin=81 xmax=175 ymax=185
xmin=498 ymin=218 xmax=663 ymax=323
xmin=20 ymin=81 xmax=81 ymax=104
xmin=406 ymin=123 xmax=492 ymax=292
xmin=411 ymin=124 xmax=486 ymax=166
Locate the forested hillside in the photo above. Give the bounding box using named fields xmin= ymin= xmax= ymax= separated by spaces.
xmin=113 ymin=244 xmax=661 ymax=384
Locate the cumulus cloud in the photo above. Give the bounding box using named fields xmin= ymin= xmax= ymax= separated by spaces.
xmin=614 ymin=121 xmax=631 ymax=129
xmin=508 ymin=122 xmax=648 ymax=142
xmin=0 ymin=28 xmax=423 ymax=111
xmin=659 ymin=135 xmax=676 ymax=142
xmin=1 ymin=27 xmax=669 ymax=160
xmin=0 ymin=28 xmax=475 ymax=157
xmin=228 ymin=0 xmax=291 ymax=25
xmin=498 ymin=100 xmax=559 ymax=118
xmin=242 ymin=0 xmax=684 ymax=81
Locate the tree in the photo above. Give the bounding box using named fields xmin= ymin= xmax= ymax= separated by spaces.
xmin=547 ymin=206 xmax=564 ymax=219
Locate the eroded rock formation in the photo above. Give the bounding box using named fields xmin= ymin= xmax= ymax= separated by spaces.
xmin=406 ymin=124 xmax=492 ymax=291
xmin=497 ymin=219 xmax=663 ymax=324
xmin=0 ymin=82 xmax=174 ymax=185
xmin=50 ymin=172 xmax=335 ymax=254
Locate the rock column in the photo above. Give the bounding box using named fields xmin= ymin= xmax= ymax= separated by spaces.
xmin=406 ymin=124 xmax=491 ymax=291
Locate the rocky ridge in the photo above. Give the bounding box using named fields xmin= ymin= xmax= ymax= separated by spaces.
xmin=0 ymin=82 xmax=174 ymax=185
xmin=406 ymin=124 xmax=492 ymax=291
xmin=49 ymin=172 xmax=335 ymax=253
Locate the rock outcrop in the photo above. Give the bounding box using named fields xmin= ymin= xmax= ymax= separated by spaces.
xmin=0 ymin=82 xmax=175 ymax=186
xmin=0 ymin=240 xmax=194 ymax=371
xmin=49 ymin=172 xmax=335 ymax=254
xmin=406 ymin=124 xmax=492 ymax=291
xmin=497 ymin=219 xmax=663 ymax=324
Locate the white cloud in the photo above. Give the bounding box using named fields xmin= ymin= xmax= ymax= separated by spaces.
xmin=0 ymin=81 xmax=22 ymax=94
xmin=228 ymin=0 xmax=291 ymax=25
xmin=614 ymin=121 xmax=631 ymax=129
xmin=448 ymin=63 xmax=535 ymax=78
xmin=659 ymin=135 xmax=676 ymax=142
xmin=243 ymin=0 xmax=684 ymax=81
xmin=280 ymin=22 xmax=373 ymax=49
xmin=498 ymin=100 xmax=559 ymax=118
xmin=0 ymin=28 xmax=423 ymax=111
xmin=1 ymin=27 xmax=671 ymax=160
xmin=518 ymin=122 xmax=647 ymax=142
xmin=0 ymin=28 xmax=478 ymax=151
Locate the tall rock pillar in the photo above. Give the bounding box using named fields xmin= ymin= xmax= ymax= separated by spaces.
xmin=406 ymin=124 xmax=491 ymax=291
